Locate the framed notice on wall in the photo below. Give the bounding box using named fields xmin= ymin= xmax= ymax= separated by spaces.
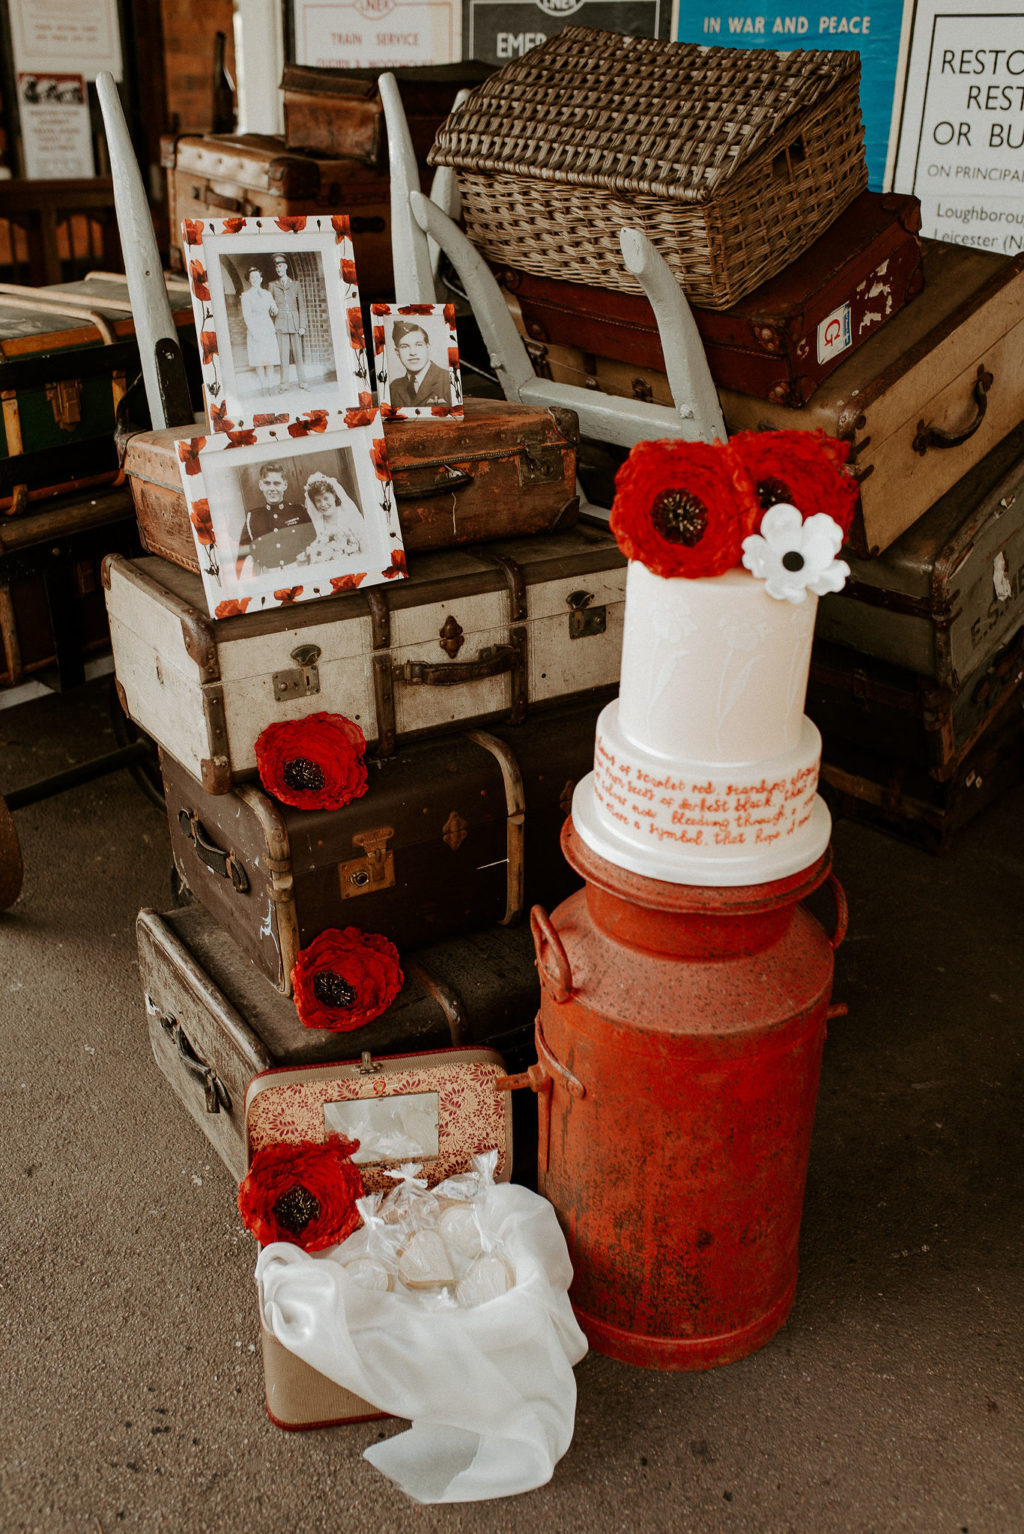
xmin=292 ymin=0 xmax=459 ymax=67
xmin=8 ymin=0 xmax=123 ymax=83
xmin=674 ymin=3 xmax=909 ymax=192
xmin=890 ymin=1 xmax=1024 ymax=254
xmin=465 ymin=0 xmax=674 ymax=69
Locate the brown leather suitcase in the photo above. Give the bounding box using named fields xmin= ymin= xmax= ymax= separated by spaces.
xmin=125 ymin=398 xmax=580 ymax=571
xmin=157 ymin=692 xmax=602 ymax=992
xmin=496 ymin=191 xmax=924 ymax=409
xmin=162 ymin=133 xmax=404 ymax=297
xmin=280 ymin=62 xmax=494 ymax=166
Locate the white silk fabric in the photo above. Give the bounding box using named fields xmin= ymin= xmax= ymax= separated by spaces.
xmin=256 ymin=1181 xmax=588 ymax=1503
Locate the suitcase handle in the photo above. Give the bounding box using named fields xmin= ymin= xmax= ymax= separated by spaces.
xmin=177 ymin=810 xmax=249 ymax=893
xmin=194 ymin=184 xmax=259 ymax=217
xmin=913 ymin=364 xmax=992 ymax=455
xmin=389 ymin=633 xmax=524 ymax=688
xmin=393 ymin=464 xmax=473 ymax=501
xmin=157 ymin=1010 xmax=232 ymax=1113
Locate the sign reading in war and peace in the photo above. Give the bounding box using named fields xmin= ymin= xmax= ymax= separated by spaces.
xmin=292 ymin=0 xmax=458 ymax=68
xmin=892 ymin=3 xmax=1024 ymax=254
xmin=674 ymin=4 xmax=907 ymax=191
xmin=465 ymin=0 xmax=673 ymax=68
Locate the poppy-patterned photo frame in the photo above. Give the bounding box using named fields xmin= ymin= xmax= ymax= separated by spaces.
xmin=181 ymin=214 xmax=371 ymax=433
xmin=372 ymin=302 xmax=463 ymax=421
xmin=175 ymin=408 xmax=406 ymax=620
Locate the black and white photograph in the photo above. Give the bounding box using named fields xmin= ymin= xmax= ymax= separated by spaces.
xmin=182 ymin=215 xmax=370 ymax=433
xmin=372 ymin=302 xmax=463 ymax=420
xmin=176 ymin=414 xmax=405 ymax=618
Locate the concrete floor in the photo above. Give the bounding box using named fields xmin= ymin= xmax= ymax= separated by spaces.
xmin=1 ymin=675 xmax=1021 ymax=1533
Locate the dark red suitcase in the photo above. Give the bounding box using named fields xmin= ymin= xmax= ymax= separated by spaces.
xmin=495 ymin=191 xmax=923 ymax=407
xmin=158 ymin=692 xmax=602 ymax=993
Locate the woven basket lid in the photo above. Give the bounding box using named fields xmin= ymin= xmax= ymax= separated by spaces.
xmin=429 ymin=27 xmax=862 ymax=203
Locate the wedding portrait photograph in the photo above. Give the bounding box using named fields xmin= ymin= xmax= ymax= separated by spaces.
xmin=181 ymin=215 xmax=370 ymax=431
xmin=176 ymin=416 xmax=405 ymax=618
xmin=372 ymin=303 xmax=463 ymax=420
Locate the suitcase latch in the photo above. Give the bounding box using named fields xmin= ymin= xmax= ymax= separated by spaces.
xmin=517 ymin=443 xmax=563 ymax=488
xmin=338 ymin=825 xmax=395 ymax=899
xmin=45 ymin=379 xmax=83 ymax=432
xmin=567 ymin=589 xmax=606 ymax=639
xmin=273 ymin=644 xmax=321 ymax=701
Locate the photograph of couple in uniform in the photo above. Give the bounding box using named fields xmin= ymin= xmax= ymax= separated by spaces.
xmin=236 ymin=456 xmax=366 ymax=578
xmin=227 ymin=250 xmax=329 ymax=403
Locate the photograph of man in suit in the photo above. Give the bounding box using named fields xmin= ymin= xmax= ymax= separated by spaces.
xmin=270 ymin=253 xmax=307 ymax=393
xmin=389 ymin=319 xmax=452 ymax=410
xmin=237 ymin=462 xmax=316 ymax=574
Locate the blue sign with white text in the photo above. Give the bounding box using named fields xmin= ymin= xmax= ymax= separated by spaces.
xmin=674 ymin=3 xmax=908 ymax=190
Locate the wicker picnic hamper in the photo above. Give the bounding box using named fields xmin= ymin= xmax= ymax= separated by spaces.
xmin=428 ymin=28 xmax=867 ymax=309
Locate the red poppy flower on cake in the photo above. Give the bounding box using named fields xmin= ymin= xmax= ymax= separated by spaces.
xmin=254 ymin=710 xmax=368 ymax=811
xmin=238 ymin=1136 xmax=364 ymax=1250
xmin=292 ymin=927 xmax=403 ymax=1032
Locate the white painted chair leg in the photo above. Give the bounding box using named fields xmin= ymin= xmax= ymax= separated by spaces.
xmin=619 ymin=228 xmax=726 ymax=443
xmin=379 ymin=72 xmax=436 ymax=304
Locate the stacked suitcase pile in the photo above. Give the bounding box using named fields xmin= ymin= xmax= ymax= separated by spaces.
xmin=427 ymin=30 xmax=1024 ymax=850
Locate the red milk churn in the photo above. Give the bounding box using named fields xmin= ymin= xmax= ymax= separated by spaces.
xmin=523 ymin=817 xmax=847 ymax=1371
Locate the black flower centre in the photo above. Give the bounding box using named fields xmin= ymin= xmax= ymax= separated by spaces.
xmin=273 ymin=1183 xmax=321 ymax=1234
xmin=756 ymin=476 xmax=793 ymax=510
xmin=782 ymin=550 xmax=806 ymax=572
xmin=282 ymin=756 xmax=326 ymax=793
xmin=313 ymin=969 xmax=357 ymax=1008
xmin=651 ymin=488 xmax=708 ymax=546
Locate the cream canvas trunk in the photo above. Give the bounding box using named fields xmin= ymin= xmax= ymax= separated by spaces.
xmin=103 ymin=523 xmax=625 ymax=793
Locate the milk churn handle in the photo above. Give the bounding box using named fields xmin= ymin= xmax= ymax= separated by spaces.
xmin=825 ymin=872 xmax=849 ymax=951
xmin=529 ymin=905 xmax=574 ymax=1002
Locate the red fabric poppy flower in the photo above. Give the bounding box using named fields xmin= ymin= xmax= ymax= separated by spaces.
xmin=254 ymin=710 xmax=368 ymax=810
xmin=340 ymin=257 xmax=358 ymax=286
xmin=275 ymin=216 xmax=307 ymax=234
xmin=728 ymin=429 xmax=859 ymax=537
xmin=382 ymin=549 xmax=407 ymax=579
xmin=330 ymin=572 xmax=367 ymax=592
xmin=209 ymin=401 xmax=233 ymax=433
xmin=370 ymin=437 xmax=390 ymax=481
xmin=188 ymin=260 xmax=210 ymax=302
xmin=182 ymin=219 xmax=204 ymax=248
xmin=215 ymin=598 xmax=251 ymax=618
xmin=199 ymin=330 xmax=218 ymax=364
xmin=238 ymin=1136 xmax=364 ymax=1250
xmin=609 ymin=439 xmax=759 ymax=579
xmin=273 ymin=586 xmax=303 ymax=605
xmin=177 ymin=437 xmax=206 ymax=475
xmin=348 ymin=309 xmax=366 ymax=349
xmin=189 ymin=499 xmax=215 ymax=546
xmin=292 ymin=927 xmax=404 ymax=1032
xmin=344 ymin=406 xmax=377 ymax=429
xmin=331 ymin=214 xmax=351 ymax=242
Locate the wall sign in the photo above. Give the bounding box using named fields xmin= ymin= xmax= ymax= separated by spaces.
xmin=9 ymin=0 xmax=122 ymax=82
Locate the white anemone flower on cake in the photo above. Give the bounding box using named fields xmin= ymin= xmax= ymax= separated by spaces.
xmin=741 ymin=503 xmax=850 ymax=603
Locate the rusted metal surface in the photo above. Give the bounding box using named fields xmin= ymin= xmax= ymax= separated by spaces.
xmin=528 ymin=818 xmax=844 ymax=1371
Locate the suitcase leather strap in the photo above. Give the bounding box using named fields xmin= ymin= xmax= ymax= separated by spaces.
xmin=177 ymin=809 xmax=250 ymax=893
xmin=154 ymin=1006 xmax=232 ymax=1114
xmin=465 ymin=729 xmax=526 ymax=924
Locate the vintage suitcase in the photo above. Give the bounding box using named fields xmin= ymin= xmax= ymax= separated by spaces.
xmin=0 ymin=274 xmax=200 ymax=512
xmin=820 ymin=700 xmax=1024 ymax=854
xmin=159 ymin=692 xmax=601 ymax=992
xmin=281 ymin=61 xmax=493 ymax=166
xmin=719 ymin=241 xmax=1024 ymax=557
xmin=815 ymin=425 xmax=1024 ymax=689
xmin=138 ymin=902 xmax=537 ymax=1184
xmin=125 ymin=398 xmax=580 ymax=569
xmin=807 ymin=631 xmax=1024 ymax=784
xmin=103 ymin=521 xmax=625 ymax=792
xmin=496 ymin=191 xmax=924 ymax=408
xmin=522 ymin=241 xmax=1024 ymax=559
xmin=162 ymin=132 xmax=405 ymax=298
xmin=1 ymin=489 xmax=141 ymax=691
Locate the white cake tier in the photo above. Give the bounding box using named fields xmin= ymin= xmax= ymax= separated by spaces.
xmin=617 ymin=561 xmax=818 ymax=765
xmin=573 ymin=700 xmax=831 ymax=887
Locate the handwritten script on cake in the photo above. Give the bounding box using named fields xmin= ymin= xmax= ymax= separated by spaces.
xmin=593 ymin=738 xmax=819 ymax=849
